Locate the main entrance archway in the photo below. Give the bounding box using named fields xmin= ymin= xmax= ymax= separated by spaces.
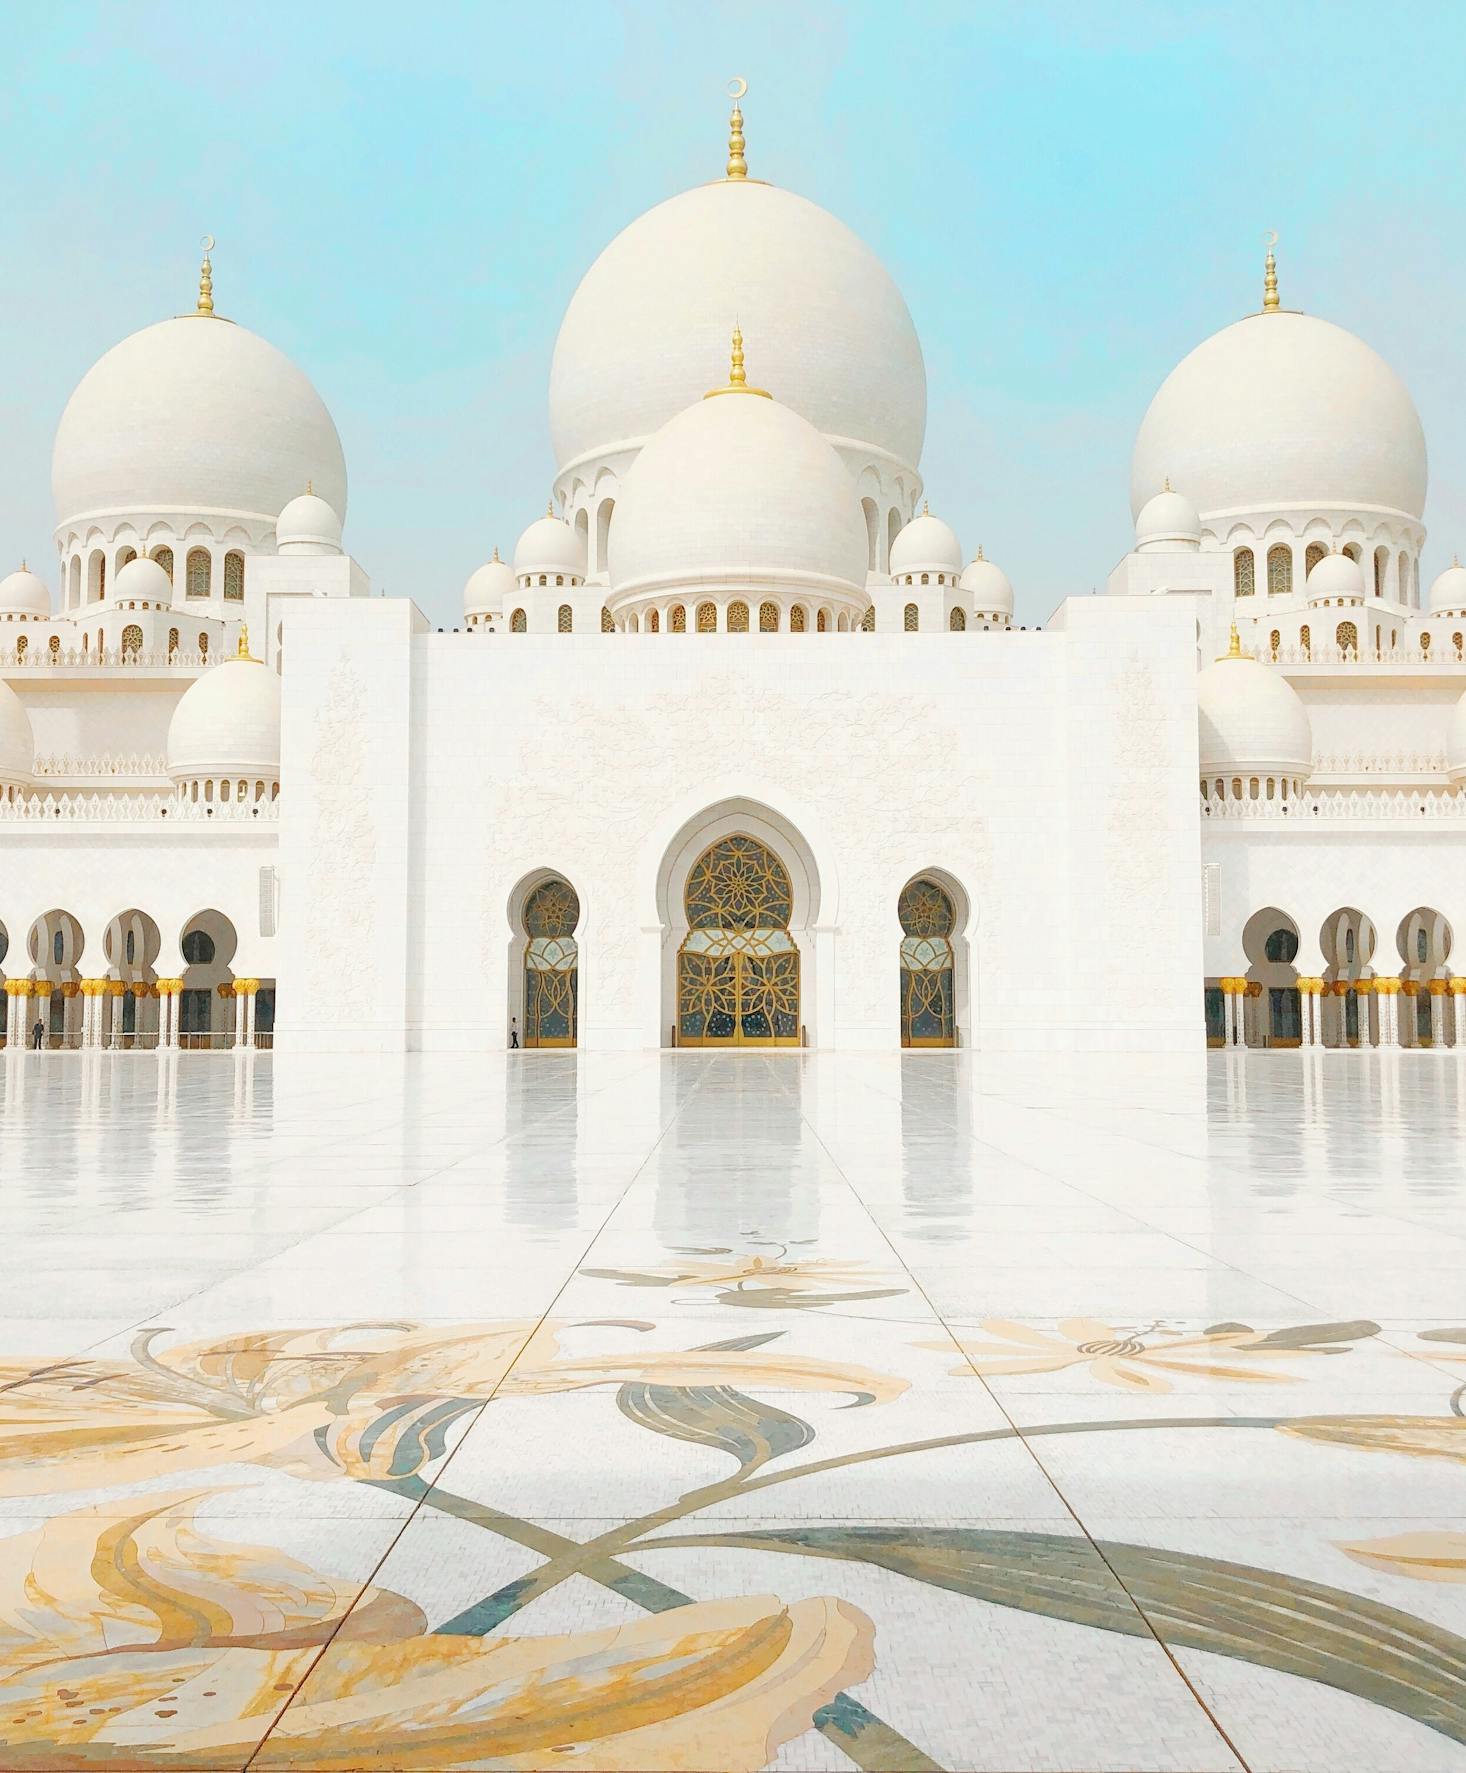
xmin=523 ymin=878 xmax=580 ymax=1048
xmin=677 ymin=835 xmax=800 ymax=1045
xmin=899 ymin=876 xmax=956 ymax=1046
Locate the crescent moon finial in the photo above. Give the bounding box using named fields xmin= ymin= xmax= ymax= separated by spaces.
xmin=725 ymin=79 xmax=748 ymax=178
xmin=727 ymin=76 xmax=747 ymax=99
xmin=196 ymin=236 xmax=216 ymax=316
xmin=201 ymin=233 xmax=215 ymax=254
xmin=1263 ymin=229 xmax=1278 ymax=248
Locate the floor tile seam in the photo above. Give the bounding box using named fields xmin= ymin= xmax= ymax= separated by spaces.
xmin=248 ymin=1066 xmax=688 ymax=1767
xmin=893 ymin=1253 xmax=1256 ymax=1773
xmin=1122 ymin=1226 xmax=1379 ymax=1318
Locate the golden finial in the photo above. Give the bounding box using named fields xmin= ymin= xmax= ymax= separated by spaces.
xmin=491 ymin=544 xmax=501 ymax=563
xmin=976 ymin=543 xmax=984 ymax=561
xmin=922 ymin=500 xmax=930 ymax=517
xmin=19 ymin=558 xmax=26 ymax=572
xmin=705 ymin=323 xmax=770 ymax=399
xmin=197 ymin=233 xmax=215 ymax=317
xmin=306 ymin=478 xmax=313 ymax=497
xmin=545 ymin=497 xmax=555 ymax=519
xmin=1163 ymin=476 xmax=1172 ymax=493
xmin=726 ymin=77 xmax=748 ymax=180
xmin=1262 ymin=230 xmax=1279 ymax=313
xmin=236 ymin=623 xmax=254 ymax=661
xmin=1223 ymin=622 xmax=1244 ymax=660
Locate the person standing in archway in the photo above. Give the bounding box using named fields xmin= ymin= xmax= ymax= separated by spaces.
xmin=30 ymin=1017 xmax=44 ymax=1051
xmin=509 ymin=1018 xmax=520 ymax=1050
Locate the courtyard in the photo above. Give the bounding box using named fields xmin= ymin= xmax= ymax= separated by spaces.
xmin=0 ymin=1047 xmax=1463 ymax=1771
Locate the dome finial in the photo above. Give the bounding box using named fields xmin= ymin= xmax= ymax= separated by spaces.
xmin=726 ymin=77 xmax=748 ymax=180
xmin=1223 ymin=622 xmax=1243 ymax=660
xmin=545 ymin=496 xmax=555 ymax=520
xmin=491 ymin=544 xmax=501 ymax=563
xmin=197 ymin=233 xmax=216 ymax=317
xmin=306 ymin=478 xmax=313 ymax=497
xmin=922 ymin=499 xmax=930 ymax=517
xmin=705 ymin=324 xmax=771 ymax=399
xmin=1163 ymin=475 xmax=1171 ymax=493
xmin=976 ymin=543 xmax=984 ymax=561
xmin=236 ymin=623 xmax=254 ymax=661
xmin=1262 ymin=230 xmax=1279 ymax=313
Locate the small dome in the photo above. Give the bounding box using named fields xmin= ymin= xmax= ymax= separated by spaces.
xmin=608 ymin=380 xmax=867 ymax=605
xmin=0 ymin=679 xmax=35 ymax=785
xmin=1197 ymin=638 xmax=1313 ymax=779
xmin=276 ymin=491 xmax=343 ymax=555
xmin=1430 ymin=560 xmax=1466 ymax=614
xmin=889 ymin=509 xmax=961 ymax=577
xmin=111 ymin=555 xmax=173 ymax=606
xmin=1446 ymin=687 xmax=1466 ymax=785
xmin=959 ymin=553 xmax=1014 ymax=613
xmin=0 ymin=565 xmax=50 ymax=617
xmin=1134 ymin=485 xmax=1201 ymax=552
xmin=1305 ymin=551 xmax=1365 ymax=605
xmin=464 ymin=551 xmax=515 ymax=618
xmin=514 ymin=512 xmax=586 ymax=582
xmin=166 ymin=644 xmax=281 ymax=782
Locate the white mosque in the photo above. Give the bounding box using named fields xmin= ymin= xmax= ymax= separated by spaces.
xmin=2 ymin=94 xmax=1464 ymax=1056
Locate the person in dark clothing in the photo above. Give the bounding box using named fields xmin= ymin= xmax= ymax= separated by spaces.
xmin=509 ymin=1018 xmax=520 ymax=1049
xmin=30 ymin=1018 xmax=44 ymax=1051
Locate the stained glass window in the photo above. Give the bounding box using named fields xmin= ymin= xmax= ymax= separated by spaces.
xmin=949 ymin=607 xmax=966 ymax=631
xmin=1337 ymin=620 xmax=1358 ymax=653
xmin=728 ymin=601 xmax=749 ymax=632
xmin=121 ymin=624 xmax=143 ymax=656
xmin=186 ymin=549 xmax=211 ymax=599
xmin=1234 ymin=549 xmax=1255 ymax=597
xmin=759 ymin=601 xmax=778 ymax=632
xmin=511 ymin=608 xmax=526 ymax=633
xmin=678 ymin=835 xmax=798 ymax=1046
xmin=1266 ymin=545 xmax=1291 ymax=596
xmin=224 ymin=553 xmax=245 ymax=601
xmin=899 ymin=878 xmax=956 ymax=1047
xmin=904 ymin=603 xmax=918 ymax=632
xmin=558 ymin=604 xmax=572 ymax=633
xmin=790 ymin=605 xmax=806 ymax=633
xmin=523 ymin=878 xmax=580 ymax=1048
xmin=671 ymin=604 xmax=686 ymax=633
xmin=697 ymin=601 xmax=716 ymax=633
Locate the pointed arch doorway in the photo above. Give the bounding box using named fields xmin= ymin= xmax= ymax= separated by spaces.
xmin=523 ymin=877 xmax=580 ymax=1047
xmin=676 ymin=834 xmax=800 ymax=1045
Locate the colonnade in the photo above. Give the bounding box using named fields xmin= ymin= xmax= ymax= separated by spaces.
xmin=1214 ymin=974 xmax=1466 ymax=1049
xmin=1 ymin=976 xmax=268 ymax=1050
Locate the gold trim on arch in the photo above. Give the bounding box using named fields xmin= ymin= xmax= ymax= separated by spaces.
xmin=676 ymin=834 xmax=800 ymax=1046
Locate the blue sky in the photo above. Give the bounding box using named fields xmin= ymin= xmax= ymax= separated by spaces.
xmin=3 ymin=0 xmax=1463 ymax=627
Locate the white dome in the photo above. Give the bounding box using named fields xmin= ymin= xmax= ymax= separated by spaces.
xmin=1132 ymin=311 xmax=1426 ymax=523
xmin=550 ymin=180 xmax=926 ymax=476
xmin=1430 ymin=562 xmax=1466 ymax=614
xmin=0 ymin=567 xmax=50 ymax=617
xmin=1135 ymin=485 xmax=1201 ymax=552
xmin=276 ymin=491 xmax=343 ymax=555
xmin=53 ymin=314 xmax=347 ymax=533
xmin=166 ymin=649 xmax=281 ymax=782
xmin=1305 ymin=551 xmax=1365 ymax=605
xmin=889 ymin=510 xmax=961 ymax=576
xmin=1446 ymin=688 xmax=1466 ymax=785
xmin=609 ymin=387 xmax=868 ymax=605
xmin=1197 ymin=645 xmax=1313 ymax=779
xmin=111 ymin=556 xmax=173 ymax=606
xmin=464 ymin=552 xmax=515 ymax=618
xmin=514 ymin=514 xmax=586 ymax=582
xmin=959 ymin=554 xmax=1013 ymax=613
xmin=0 ymin=679 xmax=34 ymax=784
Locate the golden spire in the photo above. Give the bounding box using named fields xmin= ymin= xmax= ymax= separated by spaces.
xmin=1223 ymin=622 xmax=1244 ymax=660
xmin=236 ymin=623 xmax=254 ymax=661
xmin=546 ymin=497 xmax=555 ymax=519
xmin=976 ymin=543 xmax=984 ymax=561
xmin=705 ymin=324 xmax=770 ymax=399
xmin=726 ymin=77 xmax=748 ymax=179
xmin=196 ymin=233 xmax=216 ymax=317
xmin=1262 ymin=230 xmax=1279 ymax=313
xmin=1163 ymin=476 xmax=1172 ymax=493
xmin=306 ymin=478 xmax=313 ymax=497
xmin=922 ymin=500 xmax=930 ymax=517
xmin=491 ymin=544 xmax=501 ymax=563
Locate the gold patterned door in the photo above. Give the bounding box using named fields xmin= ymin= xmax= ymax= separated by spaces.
xmin=523 ymin=878 xmax=579 ymax=1048
xmin=677 ymin=835 xmax=800 ymax=1046
xmin=899 ymin=877 xmax=956 ymax=1047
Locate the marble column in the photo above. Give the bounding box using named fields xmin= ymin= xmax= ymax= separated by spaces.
xmin=1375 ymin=980 xmax=1399 ymax=1049
xmin=1451 ymin=979 xmax=1466 ymax=1047
xmin=1429 ymin=979 xmax=1447 ymax=1048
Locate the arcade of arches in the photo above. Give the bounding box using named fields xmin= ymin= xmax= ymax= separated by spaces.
xmin=0 ymin=908 xmax=273 ymax=1050
xmin=1207 ymin=905 xmax=1465 ymax=1048
xmin=512 ymin=843 xmax=969 ymax=1050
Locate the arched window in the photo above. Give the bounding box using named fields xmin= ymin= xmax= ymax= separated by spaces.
xmin=1299 ymin=623 xmax=1311 ymax=659
xmin=522 ymin=878 xmax=580 ymax=1048
xmin=557 ymin=604 xmax=572 ymax=633
xmin=1269 ymin=628 xmax=1280 ymax=658
xmin=88 ymin=551 xmax=106 ymax=602
xmin=1455 ymin=631 xmax=1463 ymax=658
xmin=600 ymin=607 xmax=614 ymax=633
xmin=151 ymin=546 xmax=174 ymax=584
xmin=1373 ymin=546 xmax=1387 ymax=597
xmin=899 ymin=877 xmax=956 ymax=1047
xmin=69 ymin=557 xmax=80 ymax=606
xmin=1342 ymin=542 xmax=1361 ymax=563
xmin=53 ymin=930 xmax=64 ymax=967
xmin=677 ymin=835 xmax=798 ymax=1046
xmin=117 ymin=546 xmax=138 ymax=573
xmin=596 ymin=499 xmax=615 ymax=570
xmin=1422 ymin=631 xmax=1432 ymax=655
xmin=1305 ymin=543 xmax=1327 ymax=577
xmin=1337 ymin=620 xmax=1358 ymax=654
xmin=168 ymin=627 xmax=179 ymax=657
xmin=223 ymin=552 xmax=245 ymax=601
xmin=647 ymin=608 xmax=660 ymax=633
xmin=1264 ymin=927 xmax=1299 ymax=964
xmin=949 ymin=607 xmax=966 ymax=631
xmin=670 ymin=604 xmax=686 ymax=633
xmin=510 ymin=608 xmax=526 ymax=633
xmin=186 ymin=549 xmax=211 ymax=599
xmin=759 ymin=600 xmax=779 ymax=632
xmin=816 ymin=609 xmax=828 ymax=633
xmin=727 ymin=601 xmax=749 ymax=632
xmin=1233 ymin=548 xmax=1255 ymax=597
xmin=903 ymin=603 xmax=918 ymax=632
xmin=1266 ymin=545 xmax=1292 ymax=596
xmin=861 ymin=607 xmax=875 ymax=632
xmin=198 ymin=632 xmax=209 ymax=657
xmin=14 ymin=634 xmax=26 ymax=661
xmin=182 ymin=929 xmax=215 ymax=966
xmin=697 ymin=601 xmax=716 ymax=633
xmin=790 ymin=605 xmax=807 ymax=633
xmin=121 ymin=623 xmax=143 ymax=656
xmin=47 ymin=634 xmax=59 ymax=659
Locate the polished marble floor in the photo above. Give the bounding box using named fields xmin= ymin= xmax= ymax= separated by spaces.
xmin=2 ymin=1046 xmax=1465 ymax=1771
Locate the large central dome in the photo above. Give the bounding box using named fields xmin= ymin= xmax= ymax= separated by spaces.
xmin=550 ymin=179 xmax=926 ymax=477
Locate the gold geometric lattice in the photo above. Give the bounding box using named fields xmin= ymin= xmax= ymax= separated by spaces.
xmin=678 ymin=835 xmax=798 ymax=1045
xmin=899 ymin=877 xmax=956 ymax=1047
xmin=523 ymin=878 xmax=579 ymax=1047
